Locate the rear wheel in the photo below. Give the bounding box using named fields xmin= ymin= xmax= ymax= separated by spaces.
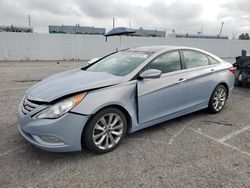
xmin=82 ymin=108 xmax=127 ymax=154
xmin=235 ymin=72 xmax=243 ymax=86
xmin=208 ymin=85 xmax=228 ymax=114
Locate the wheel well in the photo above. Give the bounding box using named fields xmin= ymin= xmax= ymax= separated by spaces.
xmin=218 ymin=82 xmax=229 ymax=99
xmin=81 ymin=105 xmax=132 ymax=148
xmin=104 ymin=105 xmax=132 ymax=131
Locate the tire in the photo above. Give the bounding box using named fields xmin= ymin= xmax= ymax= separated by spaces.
xmin=82 ymin=107 xmax=127 ymax=154
xmin=235 ymin=72 xmax=243 ymax=86
xmin=208 ymin=85 xmax=228 ymax=114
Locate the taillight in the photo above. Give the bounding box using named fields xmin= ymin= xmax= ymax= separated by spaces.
xmin=229 ymin=67 xmax=236 ymax=74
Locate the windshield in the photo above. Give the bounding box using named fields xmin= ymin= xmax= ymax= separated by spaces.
xmin=86 ymin=51 xmax=152 ymax=76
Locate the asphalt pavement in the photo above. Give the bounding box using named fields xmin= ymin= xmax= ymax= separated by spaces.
xmin=1 ymin=60 xmax=250 ymax=188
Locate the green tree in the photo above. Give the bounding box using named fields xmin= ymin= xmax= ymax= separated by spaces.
xmin=239 ymin=33 xmax=250 ymax=40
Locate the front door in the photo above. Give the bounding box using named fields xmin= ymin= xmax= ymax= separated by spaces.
xmin=137 ymin=51 xmax=188 ymax=124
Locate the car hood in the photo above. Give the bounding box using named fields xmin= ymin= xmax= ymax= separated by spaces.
xmin=27 ymin=68 xmax=123 ymax=102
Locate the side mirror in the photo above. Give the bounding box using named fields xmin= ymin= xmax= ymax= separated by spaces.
xmin=87 ymin=57 xmax=100 ymax=65
xmin=140 ymin=69 xmax=162 ymax=79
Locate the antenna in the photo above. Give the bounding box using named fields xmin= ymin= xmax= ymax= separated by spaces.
xmin=219 ymin=22 xmax=224 ymax=36
xmin=113 ymin=17 xmax=115 ymax=29
xmin=197 ymin=26 xmax=203 ymax=35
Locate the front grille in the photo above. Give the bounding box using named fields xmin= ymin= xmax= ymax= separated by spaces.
xmin=21 ymin=97 xmax=40 ymax=115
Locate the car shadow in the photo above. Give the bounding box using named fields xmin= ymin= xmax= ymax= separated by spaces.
xmin=127 ymin=109 xmax=208 ymax=138
xmin=27 ymin=84 xmax=248 ymax=160
xmin=26 ymin=108 xmax=208 ymax=161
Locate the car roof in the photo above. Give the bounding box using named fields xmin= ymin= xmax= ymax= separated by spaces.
xmin=128 ymin=45 xmax=203 ymax=53
xmin=127 ymin=45 xmax=224 ymax=63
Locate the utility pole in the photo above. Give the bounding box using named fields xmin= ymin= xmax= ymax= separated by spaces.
xmin=219 ymin=22 xmax=224 ymax=36
xmin=232 ymin=32 xmax=237 ymax=40
xmin=113 ymin=17 xmax=115 ymax=29
xmin=27 ymin=15 xmax=31 ymax=28
xmin=197 ymin=26 xmax=203 ymax=35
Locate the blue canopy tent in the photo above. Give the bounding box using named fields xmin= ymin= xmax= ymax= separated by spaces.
xmin=105 ymin=27 xmax=135 ymax=50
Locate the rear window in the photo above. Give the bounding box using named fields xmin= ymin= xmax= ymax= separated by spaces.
xmin=208 ymin=56 xmax=220 ymax=65
xmin=183 ymin=50 xmax=209 ymax=68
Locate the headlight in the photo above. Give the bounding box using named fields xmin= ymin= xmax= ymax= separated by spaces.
xmin=35 ymin=93 xmax=87 ymax=119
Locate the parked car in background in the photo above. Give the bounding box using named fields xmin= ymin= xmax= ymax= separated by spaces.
xmin=234 ymin=50 xmax=250 ymax=86
xmin=18 ymin=46 xmax=235 ymax=154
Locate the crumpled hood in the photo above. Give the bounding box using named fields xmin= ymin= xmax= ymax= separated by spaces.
xmin=27 ymin=68 xmax=123 ymax=102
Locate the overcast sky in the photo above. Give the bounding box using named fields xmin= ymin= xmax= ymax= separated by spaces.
xmin=0 ymin=0 xmax=249 ymax=37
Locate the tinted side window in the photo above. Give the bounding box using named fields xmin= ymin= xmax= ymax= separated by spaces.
xmin=183 ymin=50 xmax=209 ymax=68
xmin=208 ymin=56 xmax=220 ymax=64
xmin=147 ymin=51 xmax=181 ymax=74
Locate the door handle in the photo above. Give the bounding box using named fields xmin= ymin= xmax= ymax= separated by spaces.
xmin=177 ymin=78 xmax=187 ymax=84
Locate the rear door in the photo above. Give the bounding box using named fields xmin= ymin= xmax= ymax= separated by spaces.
xmin=181 ymin=50 xmax=216 ymax=109
xmin=137 ymin=50 xmax=188 ymax=124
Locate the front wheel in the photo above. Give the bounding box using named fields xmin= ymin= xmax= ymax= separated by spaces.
xmin=208 ymin=85 xmax=228 ymax=114
xmin=82 ymin=108 xmax=127 ymax=154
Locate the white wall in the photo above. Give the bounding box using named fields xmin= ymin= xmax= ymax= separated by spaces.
xmin=0 ymin=32 xmax=250 ymax=61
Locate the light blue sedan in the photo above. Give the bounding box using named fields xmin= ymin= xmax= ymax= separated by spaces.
xmin=18 ymin=46 xmax=235 ymax=153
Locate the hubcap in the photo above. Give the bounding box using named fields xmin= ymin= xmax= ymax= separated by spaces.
xmin=238 ymin=74 xmax=243 ymax=81
xmin=213 ymin=87 xmax=226 ymax=111
xmin=93 ymin=113 xmax=124 ymax=150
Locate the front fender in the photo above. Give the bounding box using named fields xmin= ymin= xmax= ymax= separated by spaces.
xmin=71 ymin=81 xmax=137 ymax=122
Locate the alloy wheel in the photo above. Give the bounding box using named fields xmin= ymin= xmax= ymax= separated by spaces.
xmin=213 ymin=87 xmax=226 ymax=111
xmin=92 ymin=113 xmax=124 ymax=150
